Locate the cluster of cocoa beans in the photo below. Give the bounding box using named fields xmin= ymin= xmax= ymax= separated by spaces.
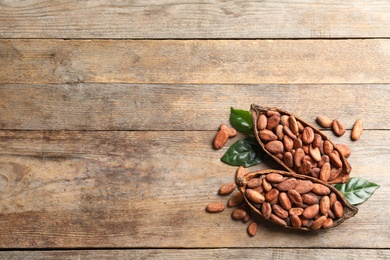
xmin=240 ymin=172 xmax=346 ymax=230
xmin=253 ymin=106 xmax=352 ymax=184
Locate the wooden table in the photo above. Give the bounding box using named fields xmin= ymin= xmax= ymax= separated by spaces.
xmin=0 ymin=1 xmax=389 ymax=259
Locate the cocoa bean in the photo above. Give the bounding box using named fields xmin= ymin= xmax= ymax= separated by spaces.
xmin=247 ymin=178 xmax=263 ymax=189
xmin=293 ymin=137 xmax=303 ymax=149
xmin=247 ymin=221 xmax=258 ymax=236
xmin=265 ymin=140 xmax=284 ymax=154
xmin=284 ymin=152 xmax=294 ymax=168
xmin=262 ymin=178 xmax=272 ymax=191
xmin=279 ymin=192 xmax=292 ymax=210
xmin=351 ymin=119 xmax=363 ymax=141
xmin=311 ymin=215 xmax=327 ymax=230
xmin=232 ymin=209 xmax=247 ymax=220
xmin=266 ymin=173 xmax=284 ymax=183
xmin=213 ymin=129 xmax=229 ymax=150
xmin=298 ymin=161 xmax=311 ymax=175
xmin=323 ymin=140 xmax=334 ymax=155
xmin=265 ymin=188 xmax=280 ymax=202
xmin=312 ymin=184 xmax=331 ymax=196
xmin=283 ymin=125 xmax=297 ymax=140
xmin=309 ymin=145 xmax=322 ymax=162
xmin=302 ymin=127 xmax=315 ymax=144
xmin=275 ymin=124 xmax=284 ymax=140
xmin=218 ymin=182 xmax=237 ymax=195
xmin=322 ymin=218 xmax=334 ymax=229
xmin=302 ymin=193 xmax=319 ymax=205
xmin=294 ymin=148 xmax=305 ymax=167
xmin=329 ymin=151 xmax=343 ymax=168
xmin=272 ymin=204 xmax=289 ymax=219
xmin=280 ymin=115 xmax=290 ymax=127
xmin=276 ymin=178 xmax=298 ymax=191
xmin=257 ymin=114 xmax=267 ymax=130
xmin=289 ymin=207 xmax=304 ymax=216
xmin=294 ymin=180 xmax=314 ymax=194
xmin=289 ymin=115 xmax=299 ymax=135
xmin=336 ymin=143 xmax=351 ymax=158
xmin=259 ymin=129 xmax=278 ymax=142
xmin=283 ymin=135 xmax=294 ymax=152
xmin=333 ymin=201 xmax=344 ymax=218
xmin=267 ymin=110 xmax=281 ymax=117
xmin=228 ymin=191 xmax=244 ymax=207
xmin=220 ymin=124 xmax=237 ymax=137
xmin=267 ymin=114 xmax=281 ymax=130
xmin=303 ymin=204 xmax=319 ymax=219
xmin=261 ymin=202 xmax=272 ymax=219
xmin=206 ymin=203 xmax=225 ymax=213
xmin=332 ymin=119 xmax=346 ymax=137
xmin=246 ymin=189 xmax=265 ymax=204
xmin=316 ymin=115 xmax=333 ymax=128
xmin=287 ymin=189 xmax=303 ymax=207
xmin=270 ymin=214 xmax=287 ymax=226
xmin=320 ymin=196 xmax=331 ymax=215
xmin=291 ymin=214 xmax=302 ymax=228
xmin=312 ymin=134 xmax=322 ymax=148
xmin=319 ymin=162 xmax=331 ymax=182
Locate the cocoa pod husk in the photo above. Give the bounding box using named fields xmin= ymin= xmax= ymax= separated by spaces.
xmin=250 ymin=104 xmax=351 ymax=184
xmin=236 ymin=169 xmax=358 ymax=231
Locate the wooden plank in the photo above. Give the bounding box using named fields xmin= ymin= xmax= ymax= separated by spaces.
xmin=0 ymin=84 xmax=388 ymax=131
xmin=1 ymin=39 xmax=390 ymax=84
xmin=0 ymin=130 xmax=388 ymax=248
xmin=1 ymin=249 xmax=389 ymax=259
xmin=1 ymin=1 xmax=390 ymax=39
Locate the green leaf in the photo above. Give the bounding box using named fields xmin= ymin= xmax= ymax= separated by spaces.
xmin=221 ymin=137 xmax=265 ymax=167
xmin=229 ymin=107 xmax=253 ymax=136
xmin=334 ymin=177 xmax=380 ymax=205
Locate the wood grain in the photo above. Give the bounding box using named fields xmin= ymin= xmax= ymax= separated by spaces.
xmin=1 ymin=0 xmax=390 ymax=39
xmin=1 ymin=249 xmax=389 ymax=259
xmin=0 ymin=84 xmax=388 ymax=131
xmin=2 ymin=39 xmax=390 ymax=84
xmin=0 ymin=130 xmax=388 ymax=248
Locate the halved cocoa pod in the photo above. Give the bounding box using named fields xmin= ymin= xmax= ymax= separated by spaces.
xmin=235 ymin=167 xmax=358 ymax=231
xmin=250 ymin=104 xmax=351 ymax=184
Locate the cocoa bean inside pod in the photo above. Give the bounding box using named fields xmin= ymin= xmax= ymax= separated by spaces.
xmin=250 ymin=104 xmax=351 ymax=184
xmin=235 ymin=169 xmax=358 ymax=231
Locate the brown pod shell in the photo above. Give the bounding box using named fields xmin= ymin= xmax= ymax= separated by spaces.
xmin=250 ymin=104 xmax=351 ymax=184
xmin=236 ymin=168 xmax=358 ymax=231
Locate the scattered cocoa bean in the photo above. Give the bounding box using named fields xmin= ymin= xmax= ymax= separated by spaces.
xmin=218 ymin=182 xmax=237 ymax=195
xmin=213 ymin=129 xmax=229 ymax=150
xmin=332 ymin=119 xmax=346 ymax=137
xmin=206 ymin=203 xmax=225 ymax=213
xmin=316 ymin=115 xmax=333 ymax=128
xmin=247 ymin=221 xmax=258 ymax=236
xmin=351 ymin=119 xmax=363 ymax=141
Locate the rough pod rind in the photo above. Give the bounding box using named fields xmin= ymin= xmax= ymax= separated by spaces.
xmin=235 ymin=168 xmax=358 ymax=231
xmin=250 ymin=104 xmax=351 ymax=184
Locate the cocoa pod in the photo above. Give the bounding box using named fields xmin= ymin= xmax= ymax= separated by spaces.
xmin=351 ymin=119 xmax=363 ymax=141
xmin=250 ymin=105 xmax=351 ymax=184
xmin=235 ymin=169 xmax=357 ymax=231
